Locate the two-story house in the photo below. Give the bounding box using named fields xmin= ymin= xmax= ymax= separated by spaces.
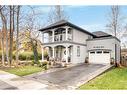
xmin=39 ymin=20 xmax=120 ymax=65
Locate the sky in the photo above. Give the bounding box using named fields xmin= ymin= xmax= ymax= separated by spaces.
xmin=29 ymin=5 xmax=127 ymax=32
xmin=1 ymin=5 xmax=127 ymax=46
xmin=30 ymin=5 xmax=127 ymax=47
xmin=1 ymin=5 xmax=127 ymax=33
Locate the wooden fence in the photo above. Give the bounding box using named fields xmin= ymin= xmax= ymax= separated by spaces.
xmin=121 ymin=55 xmax=127 ymax=66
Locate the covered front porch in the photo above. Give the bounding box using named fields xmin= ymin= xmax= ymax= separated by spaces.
xmin=41 ymin=45 xmax=73 ymax=64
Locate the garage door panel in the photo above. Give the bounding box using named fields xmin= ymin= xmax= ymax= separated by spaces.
xmin=89 ymin=51 xmax=110 ymax=64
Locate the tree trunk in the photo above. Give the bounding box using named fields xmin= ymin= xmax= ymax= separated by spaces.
xmin=5 ymin=25 xmax=9 ymax=65
xmin=16 ymin=6 xmax=20 ymax=66
xmin=9 ymin=5 xmax=13 ymax=66
xmin=1 ymin=30 xmax=5 ymax=66
xmin=31 ymin=39 xmax=39 ymax=64
xmin=0 ymin=6 xmax=6 ymax=66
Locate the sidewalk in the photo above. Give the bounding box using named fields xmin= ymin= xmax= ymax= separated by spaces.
xmin=0 ymin=70 xmax=48 ymax=90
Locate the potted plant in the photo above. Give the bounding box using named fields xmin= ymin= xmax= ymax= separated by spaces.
xmin=85 ymin=57 xmax=89 ymax=64
xmin=110 ymin=58 xmax=115 ymax=65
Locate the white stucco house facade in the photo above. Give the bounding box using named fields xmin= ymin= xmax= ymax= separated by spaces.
xmin=39 ymin=20 xmax=120 ymax=65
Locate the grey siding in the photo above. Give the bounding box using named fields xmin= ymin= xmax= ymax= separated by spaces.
xmin=72 ymin=28 xmax=92 ymax=44
xmin=87 ymin=38 xmax=120 ymax=63
xmin=72 ymin=45 xmax=87 ymax=63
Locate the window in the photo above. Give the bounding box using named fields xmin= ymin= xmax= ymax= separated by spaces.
xmin=90 ymin=51 xmax=95 ymax=54
xmin=96 ymin=51 xmax=102 ymax=54
xmin=88 ymin=35 xmax=92 ymax=39
xmin=77 ymin=46 xmax=80 ymax=57
xmin=103 ymin=51 xmax=110 ymax=53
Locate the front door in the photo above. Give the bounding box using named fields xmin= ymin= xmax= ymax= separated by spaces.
xmin=55 ymin=46 xmax=63 ymax=61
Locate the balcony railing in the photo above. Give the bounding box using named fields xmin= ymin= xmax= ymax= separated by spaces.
xmin=54 ymin=34 xmax=66 ymax=42
xmin=44 ymin=34 xmax=72 ymax=43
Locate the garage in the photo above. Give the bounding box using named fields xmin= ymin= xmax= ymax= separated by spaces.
xmin=89 ymin=50 xmax=110 ymax=64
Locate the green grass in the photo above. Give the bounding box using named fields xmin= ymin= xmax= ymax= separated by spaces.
xmin=4 ymin=66 xmax=44 ymax=76
xmin=79 ymin=67 xmax=127 ymax=90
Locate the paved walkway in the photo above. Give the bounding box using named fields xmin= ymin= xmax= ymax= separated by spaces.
xmin=24 ymin=64 xmax=113 ymax=89
xmin=0 ymin=80 xmax=18 ymax=90
xmin=0 ymin=70 xmax=48 ymax=90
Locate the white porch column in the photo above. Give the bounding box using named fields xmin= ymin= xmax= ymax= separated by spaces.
xmin=52 ymin=47 xmax=55 ymax=59
xmin=41 ymin=32 xmax=44 ymax=62
xmin=66 ymin=46 xmax=68 ymax=63
xmin=41 ymin=46 xmax=44 ymax=62
xmin=65 ymin=27 xmax=68 ymax=41
xmin=42 ymin=32 xmax=44 ymax=43
xmin=52 ymin=30 xmax=55 ymax=42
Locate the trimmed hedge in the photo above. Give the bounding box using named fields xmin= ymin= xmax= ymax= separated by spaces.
xmin=0 ymin=51 xmax=42 ymax=61
xmin=0 ymin=51 xmax=48 ymax=61
xmin=18 ymin=52 xmax=43 ymax=60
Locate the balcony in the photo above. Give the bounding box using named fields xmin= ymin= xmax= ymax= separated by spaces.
xmin=42 ymin=27 xmax=73 ymax=43
xmin=44 ymin=34 xmax=72 ymax=43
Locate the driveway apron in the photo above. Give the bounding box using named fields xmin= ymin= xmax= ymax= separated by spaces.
xmin=25 ymin=64 xmax=109 ymax=89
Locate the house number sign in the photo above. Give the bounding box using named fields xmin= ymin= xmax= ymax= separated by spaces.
xmin=93 ymin=46 xmax=104 ymax=48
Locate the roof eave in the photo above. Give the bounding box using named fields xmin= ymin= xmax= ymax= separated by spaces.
xmin=39 ymin=23 xmax=67 ymax=31
xmin=39 ymin=21 xmax=97 ymax=37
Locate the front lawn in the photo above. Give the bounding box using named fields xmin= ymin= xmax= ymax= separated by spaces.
xmin=79 ymin=67 xmax=127 ymax=89
xmin=3 ymin=66 xmax=44 ymax=76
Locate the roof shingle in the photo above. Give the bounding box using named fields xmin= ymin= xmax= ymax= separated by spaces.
xmin=39 ymin=20 xmax=96 ymax=37
xmin=92 ymin=31 xmax=112 ymax=37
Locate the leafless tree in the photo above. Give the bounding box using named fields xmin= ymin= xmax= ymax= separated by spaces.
xmin=15 ymin=6 xmax=21 ymax=66
xmin=0 ymin=30 xmax=5 ymax=66
xmin=0 ymin=6 xmax=9 ymax=66
xmin=21 ymin=6 xmax=43 ymax=64
xmin=106 ymin=6 xmax=127 ymax=48
xmin=9 ymin=5 xmax=15 ymax=66
xmin=106 ymin=6 xmax=127 ymax=66
xmin=0 ymin=6 xmax=5 ymax=66
xmin=47 ymin=5 xmax=68 ymax=24
xmin=120 ymin=24 xmax=127 ymax=48
xmin=106 ymin=6 xmax=123 ymax=38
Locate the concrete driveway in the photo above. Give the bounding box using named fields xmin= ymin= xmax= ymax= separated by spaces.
xmin=25 ymin=63 xmax=112 ymax=89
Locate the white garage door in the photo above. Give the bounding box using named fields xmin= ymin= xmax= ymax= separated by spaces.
xmin=89 ymin=50 xmax=110 ymax=64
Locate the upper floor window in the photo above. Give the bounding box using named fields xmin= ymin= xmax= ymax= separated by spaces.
xmin=77 ymin=46 xmax=80 ymax=57
xmin=90 ymin=51 xmax=95 ymax=54
xmin=88 ymin=35 xmax=92 ymax=39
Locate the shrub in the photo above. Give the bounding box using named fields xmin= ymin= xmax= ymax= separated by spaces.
xmin=42 ymin=61 xmax=48 ymax=66
xmin=0 ymin=50 xmax=46 ymax=61
xmin=38 ymin=53 xmax=42 ymax=60
xmin=44 ymin=51 xmax=48 ymax=59
xmin=32 ymin=60 xmax=40 ymax=65
xmin=18 ymin=52 xmax=44 ymax=60
xmin=39 ymin=61 xmax=48 ymax=70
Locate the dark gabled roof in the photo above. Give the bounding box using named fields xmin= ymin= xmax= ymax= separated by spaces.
xmin=39 ymin=20 xmax=97 ymax=37
xmin=92 ymin=31 xmax=112 ymax=37
xmin=40 ymin=20 xmax=67 ymax=30
xmin=91 ymin=31 xmax=120 ymax=42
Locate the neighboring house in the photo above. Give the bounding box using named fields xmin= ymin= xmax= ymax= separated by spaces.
xmin=121 ymin=48 xmax=127 ymax=57
xmin=39 ymin=20 xmax=120 ymax=65
xmin=121 ymin=48 xmax=127 ymax=66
